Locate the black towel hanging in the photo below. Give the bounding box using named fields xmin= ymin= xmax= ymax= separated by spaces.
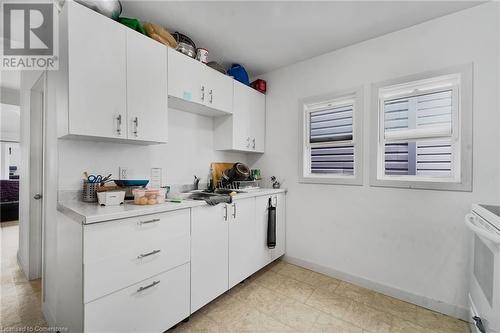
xmin=267 ymin=197 xmax=276 ymax=249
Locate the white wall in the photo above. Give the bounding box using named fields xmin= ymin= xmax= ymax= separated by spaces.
xmin=250 ymin=3 xmax=499 ymax=319
xmin=57 ymin=108 xmax=247 ymax=191
xmin=1 ymin=142 xmax=20 ymax=179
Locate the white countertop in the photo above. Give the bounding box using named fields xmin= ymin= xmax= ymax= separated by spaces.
xmin=58 ymin=188 xmax=286 ymax=224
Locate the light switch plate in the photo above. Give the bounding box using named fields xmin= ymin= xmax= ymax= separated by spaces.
xmin=119 ymin=167 xmax=128 ymax=180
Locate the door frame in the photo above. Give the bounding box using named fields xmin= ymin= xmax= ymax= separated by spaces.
xmin=18 ymin=70 xmax=47 ymax=281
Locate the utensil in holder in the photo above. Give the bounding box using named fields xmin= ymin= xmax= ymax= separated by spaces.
xmin=82 ymin=181 xmax=99 ymax=202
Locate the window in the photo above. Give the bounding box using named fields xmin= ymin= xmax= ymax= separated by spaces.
xmin=370 ymin=65 xmax=473 ymax=191
xmin=300 ymin=88 xmax=363 ymax=185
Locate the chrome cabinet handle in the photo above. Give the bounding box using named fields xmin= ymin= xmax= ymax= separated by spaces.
xmin=232 ymin=203 xmax=236 ymax=219
xmin=116 ymin=114 xmax=122 ymax=135
xmin=133 ymin=117 xmax=138 ymax=137
xmin=252 ymin=138 xmax=256 ymax=150
xmin=137 ymin=249 xmax=160 ymax=259
xmin=209 ymin=89 xmax=213 ymax=104
xmin=201 ymin=85 xmax=205 ymax=101
xmin=137 ymin=280 xmax=160 ymax=293
xmin=138 ymin=218 xmax=160 ymax=225
xmin=224 ymin=205 xmax=228 ymax=221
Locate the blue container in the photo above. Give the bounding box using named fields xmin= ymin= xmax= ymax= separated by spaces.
xmin=227 ymin=64 xmax=250 ymax=86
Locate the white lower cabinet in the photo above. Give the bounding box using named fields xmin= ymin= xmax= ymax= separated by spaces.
xmin=255 ymin=193 xmax=286 ymax=270
xmin=190 ymin=204 xmax=229 ymax=312
xmin=191 ymin=194 xmax=286 ymax=313
xmin=84 ymin=263 xmax=190 ymax=332
xmin=228 ymin=198 xmax=257 ymax=288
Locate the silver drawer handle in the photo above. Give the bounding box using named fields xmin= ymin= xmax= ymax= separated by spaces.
xmin=137 ymin=249 xmax=161 ymax=259
xmin=138 ymin=218 xmax=160 ymax=225
xmin=137 ymin=280 xmax=160 ymax=293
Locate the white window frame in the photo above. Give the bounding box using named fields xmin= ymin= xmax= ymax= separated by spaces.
xmin=299 ymin=87 xmax=363 ymax=185
xmin=370 ymin=64 xmax=473 ymax=191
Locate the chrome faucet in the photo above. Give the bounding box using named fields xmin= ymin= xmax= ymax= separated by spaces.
xmin=193 ymin=175 xmax=200 ymax=190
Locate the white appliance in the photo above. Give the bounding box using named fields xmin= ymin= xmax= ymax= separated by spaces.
xmin=465 ymin=204 xmax=500 ymax=333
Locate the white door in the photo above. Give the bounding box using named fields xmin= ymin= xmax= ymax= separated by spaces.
xmin=232 ymin=81 xmax=252 ymax=151
xmin=191 ymin=204 xmax=229 ymax=312
xmin=67 ymin=2 xmax=126 ymax=139
xmin=29 ymin=76 xmax=45 ymax=279
xmin=126 ymin=30 xmax=168 ymax=143
xmin=167 ymin=48 xmax=204 ymax=105
xmin=228 ymin=198 xmax=257 ymax=288
xmin=205 ymin=69 xmax=233 ymax=113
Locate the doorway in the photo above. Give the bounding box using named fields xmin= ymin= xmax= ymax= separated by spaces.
xmin=0 ymin=71 xmax=48 ymax=328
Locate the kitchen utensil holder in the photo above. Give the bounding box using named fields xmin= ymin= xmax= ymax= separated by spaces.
xmin=82 ymin=180 xmax=99 ymax=202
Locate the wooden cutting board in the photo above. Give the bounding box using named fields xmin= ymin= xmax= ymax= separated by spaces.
xmin=211 ymin=162 xmax=234 ymax=186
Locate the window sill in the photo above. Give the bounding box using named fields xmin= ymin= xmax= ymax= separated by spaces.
xmin=369 ymin=178 xmax=471 ymax=192
xmin=299 ymin=175 xmax=363 ymax=186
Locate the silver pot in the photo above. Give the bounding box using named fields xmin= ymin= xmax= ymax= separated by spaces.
xmin=75 ymin=0 xmax=122 ymax=20
xmin=176 ymin=42 xmax=196 ymax=58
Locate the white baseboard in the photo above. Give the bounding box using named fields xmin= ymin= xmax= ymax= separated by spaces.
xmin=42 ymin=303 xmax=56 ymax=327
xmin=284 ymin=255 xmax=469 ymax=322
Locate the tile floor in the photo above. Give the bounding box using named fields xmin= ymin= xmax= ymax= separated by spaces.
xmin=1 ymin=221 xmax=470 ymax=333
xmin=171 ymin=260 xmax=471 ymax=333
xmin=1 ymin=221 xmax=48 ymax=330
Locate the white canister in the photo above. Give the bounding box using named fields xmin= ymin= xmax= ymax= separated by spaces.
xmin=196 ymin=48 xmax=209 ymax=64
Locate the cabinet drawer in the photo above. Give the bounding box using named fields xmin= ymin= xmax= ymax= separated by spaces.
xmin=84 ymin=263 xmax=190 ymax=332
xmin=83 ymin=209 xmax=190 ymax=302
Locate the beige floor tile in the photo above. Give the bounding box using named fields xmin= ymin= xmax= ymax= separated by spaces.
xmin=230 ymin=307 xmax=296 ymax=332
xmin=253 ymin=270 xmax=288 ymax=290
xmin=335 ymin=281 xmax=376 ymax=304
xmin=341 ymin=301 xmax=393 ymax=333
xmin=370 ymin=293 xmax=417 ymax=322
xmin=268 ymin=297 xmax=322 ymax=331
xmin=277 ymin=263 xmax=313 ymax=282
xmin=233 ymin=282 xmax=289 ymax=313
xmin=305 ymin=288 xmax=352 ymax=318
xmin=415 ymin=307 xmax=470 ymax=333
xmin=269 ymin=260 xmax=288 ymax=273
xmin=274 ymin=276 xmax=316 ymax=303
xmin=310 ymin=313 xmax=364 ymax=333
xmin=303 ymin=271 xmax=341 ymax=289
xmin=391 ymin=317 xmax=439 ymax=333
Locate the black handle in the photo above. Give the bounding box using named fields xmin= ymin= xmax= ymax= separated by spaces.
xmin=473 ymin=316 xmax=486 ymax=333
xmin=267 ymin=198 xmax=276 ymax=249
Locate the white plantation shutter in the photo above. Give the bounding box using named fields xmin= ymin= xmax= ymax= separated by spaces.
xmin=305 ymin=98 xmax=356 ymax=176
xmin=309 ymin=105 xmax=353 ymax=143
xmin=381 ymin=79 xmax=457 ymax=178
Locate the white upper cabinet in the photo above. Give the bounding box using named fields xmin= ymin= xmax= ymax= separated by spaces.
xmin=204 ymin=68 xmax=233 ymax=114
xmin=58 ymin=1 xmax=168 ymax=144
xmin=126 ymin=30 xmax=168 ymax=143
xmin=66 ymin=2 xmax=126 ymax=139
xmin=214 ymin=81 xmax=266 ymax=153
xmin=168 ymin=48 xmax=233 ymax=116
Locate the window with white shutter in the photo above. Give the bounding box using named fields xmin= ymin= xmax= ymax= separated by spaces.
xmin=371 ymin=65 xmax=473 ymax=191
xmin=301 ymin=89 xmax=363 ymax=185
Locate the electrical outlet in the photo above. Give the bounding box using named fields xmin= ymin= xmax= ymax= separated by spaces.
xmin=119 ymin=167 xmax=128 ymax=180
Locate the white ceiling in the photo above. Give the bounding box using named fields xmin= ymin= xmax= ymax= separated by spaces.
xmin=122 ymin=1 xmax=482 ymax=77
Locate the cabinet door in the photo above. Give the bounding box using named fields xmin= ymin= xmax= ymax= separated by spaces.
xmin=205 ymin=69 xmax=233 ymax=114
xmin=255 ymin=194 xmax=286 ymax=267
xmin=252 ymin=92 xmax=266 ymax=152
xmin=191 ymin=204 xmax=229 ymax=312
xmin=67 ymin=2 xmax=126 ymax=138
xmin=272 ymin=194 xmax=286 ymax=259
xmin=126 ymin=30 xmax=168 ymax=143
xmin=168 ymin=48 xmax=204 ymax=105
xmin=232 ymin=81 xmax=253 ymax=151
xmin=228 ymin=198 xmax=257 ymax=288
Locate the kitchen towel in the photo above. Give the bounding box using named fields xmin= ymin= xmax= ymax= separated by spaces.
xmin=267 ymin=198 xmax=276 ymax=249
